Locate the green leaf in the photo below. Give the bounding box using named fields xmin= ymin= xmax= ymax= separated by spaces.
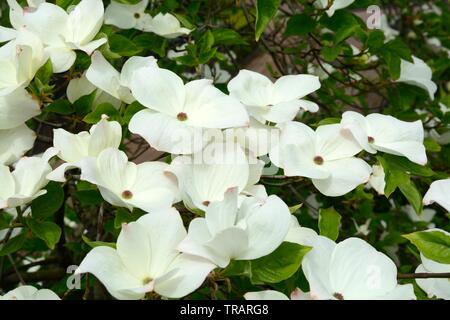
xmin=109 ymin=34 xmax=142 ymax=57
xmin=403 ymin=230 xmax=450 ymax=264
xmin=123 ymin=101 xmax=145 ymax=124
xmin=250 ymin=242 xmax=311 ymax=284
xmin=289 ymin=203 xmax=303 ymax=214
xmin=133 ymin=34 xmax=168 ymax=57
xmin=27 ymin=219 xmax=61 ymax=250
xmin=76 ymin=181 xmax=104 ymax=206
xmin=366 ymin=30 xmax=385 ymax=51
xmin=383 ymin=38 xmax=413 ymax=62
xmin=318 ymin=207 xmax=341 ymax=241
xmin=45 ymin=99 xmax=74 ymax=115
xmin=211 ymin=28 xmax=248 ymax=46
xmin=0 ymin=233 xmax=26 ymax=256
xmin=83 ymin=103 xmax=121 ymax=124
xmin=56 ymin=0 xmax=77 ymax=10
xmin=284 ymin=14 xmax=317 ymax=36
xmin=114 ymin=0 xmax=141 ymax=4
xmin=398 ymin=179 xmax=423 ymax=214
xmin=114 ymin=208 xmax=144 ymax=229
xmin=31 ymin=182 xmax=65 ymax=219
xmin=255 ymin=0 xmax=281 ymax=41
xmin=424 ymin=138 xmax=441 ymax=152
xmin=379 ymin=154 xmax=434 ymax=177
xmin=82 ymin=235 xmax=116 ymax=249
xmin=73 ymin=91 xmax=96 ymax=116
xmin=321 ymin=46 xmax=341 ymax=62
xmin=35 ymin=59 xmax=53 ymax=85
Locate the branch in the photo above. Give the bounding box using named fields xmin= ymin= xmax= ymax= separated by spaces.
xmin=397 ymin=272 xmax=450 ymax=279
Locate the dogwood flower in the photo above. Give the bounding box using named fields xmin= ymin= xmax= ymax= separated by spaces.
xmin=76 ymin=209 xmax=215 ymax=300
xmin=341 ymin=111 xmax=427 ymax=165
xmin=270 ymin=122 xmax=371 ymax=197
xmin=86 ymin=51 xmax=158 ymax=104
xmin=302 ymin=236 xmax=416 ymax=300
xmin=423 ymin=179 xmax=450 ymax=212
xmin=227 ymin=70 xmax=320 ymax=124
xmin=402 ymin=205 xmax=435 ymax=228
xmin=167 ymin=142 xmax=264 ymax=211
xmin=245 ymin=288 xmax=311 ymax=300
xmin=0 ymin=89 xmax=40 ymax=129
xmin=46 ymin=117 xmax=122 ymax=182
xmin=368 ymin=164 xmax=386 ymax=195
xmin=105 ymin=0 xmax=152 ymax=31
xmin=0 ymin=124 xmax=36 ymax=165
xmin=0 ymin=29 xmax=46 ymax=95
xmin=6 ymin=0 xmax=106 ymax=73
xmin=415 ymin=229 xmax=450 ymax=300
xmin=315 ymin=0 xmax=356 ymax=17
xmin=0 ymin=148 xmax=55 ymax=209
xmin=146 ymin=13 xmax=191 ymax=38
xmin=397 ymin=56 xmax=437 ymax=100
xmin=178 ymin=188 xmax=291 ymax=268
xmin=77 ymin=148 xmax=179 ymax=212
xmin=129 ymin=67 xmax=249 ymax=154
xmin=0 ymin=286 xmax=60 ymax=300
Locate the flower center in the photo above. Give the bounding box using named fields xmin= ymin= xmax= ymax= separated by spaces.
xmin=368 ymin=136 xmax=375 ymax=143
xmin=121 ymin=190 xmax=133 ymax=199
xmin=313 ymin=155 xmax=324 ymax=165
xmin=142 ymin=277 xmax=152 ymax=285
xmin=134 ymin=13 xmax=140 ymax=19
xmin=202 ymin=200 xmax=210 ymax=207
xmin=177 ymin=112 xmax=188 ymax=121
xmin=333 ymin=292 xmax=344 ymax=300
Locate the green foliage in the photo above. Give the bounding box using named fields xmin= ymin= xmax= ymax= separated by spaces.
xmin=404 ymin=231 xmax=450 ymax=264
xmin=255 ymin=0 xmax=281 ymax=41
xmin=318 ymin=207 xmax=341 ymax=241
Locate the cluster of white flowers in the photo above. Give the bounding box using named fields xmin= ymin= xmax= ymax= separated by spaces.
xmin=0 ymin=0 xmax=449 ymax=301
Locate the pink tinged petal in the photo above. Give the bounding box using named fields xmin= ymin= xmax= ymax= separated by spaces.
xmin=260 ymin=101 xmax=300 ymax=123
xmin=312 ymin=157 xmax=372 ymax=197
xmin=128 ymin=110 xmax=206 ymax=154
xmin=341 ymin=111 xmax=375 ymax=153
xmin=204 ymin=227 xmax=249 ymax=267
xmin=130 ymin=67 xmax=185 ymax=116
xmin=290 ymin=288 xmax=312 ymax=300
xmin=86 ymin=51 xmax=123 ymax=101
xmin=76 ymin=246 xmax=144 ymax=300
xmin=227 ymin=69 xmax=273 ymax=107
xmin=0 ymin=89 xmax=40 ymax=130
xmin=154 ymin=254 xmax=215 ymax=298
xmin=0 ymin=124 xmax=36 ymax=166
xmin=136 ymin=209 xmax=187 ymax=277
xmin=315 ymin=123 xmax=363 ymax=160
xmin=205 ymin=188 xmax=239 ymax=235
xmin=244 ymin=290 xmax=289 ymax=300
xmin=67 ymin=0 xmax=104 ymax=45
xmin=239 ymin=195 xmax=291 ymax=260
xmin=272 ymin=74 xmax=321 ymax=104
xmin=53 ymin=129 xmax=90 ymax=162
xmin=120 ymin=55 xmax=158 ymax=89
xmin=88 ymin=119 xmax=122 ymax=156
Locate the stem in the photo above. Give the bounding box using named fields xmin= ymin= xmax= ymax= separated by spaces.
xmin=397 ymin=272 xmax=450 ymax=279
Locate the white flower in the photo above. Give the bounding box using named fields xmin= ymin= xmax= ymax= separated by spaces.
xmin=178 ymin=188 xmax=291 ymax=268
xmin=270 ymin=121 xmax=371 ymax=197
xmin=86 ymin=51 xmax=158 ymax=104
xmin=315 ymin=0 xmax=356 ymax=17
xmin=302 ymin=236 xmax=416 ymax=300
xmin=0 ymin=89 xmax=40 ymax=129
xmin=368 ymin=164 xmax=385 ymax=195
xmin=167 ymin=142 xmax=264 ymax=211
xmin=7 ymin=0 xmax=106 ymax=73
xmin=77 ymin=148 xmax=179 ymax=212
xmin=66 ymin=73 xmax=121 ymax=109
xmin=47 ymin=117 xmax=122 ymax=182
xmin=423 ymin=179 xmax=450 ymax=212
xmin=0 ymin=124 xmax=36 ymax=165
xmin=0 ymin=148 xmax=55 ymax=209
xmin=379 ymin=15 xmax=399 ymax=41
xmin=353 ymin=219 xmax=371 ymax=236
xmin=129 ymin=67 xmax=249 ymax=154
xmin=227 ymin=69 xmax=320 ymax=125
xmin=415 ymin=230 xmax=450 ymax=300
xmin=285 ymin=216 xmax=319 ymax=246
xmin=105 ymin=0 xmax=153 ymax=31
xmin=402 ymin=205 xmax=435 ymax=228
xmin=0 ymin=286 xmax=60 ymax=300
xmin=75 ymin=209 xmax=215 ymax=300
xmin=397 ymin=56 xmax=437 ymax=100
xmin=0 ymin=29 xmax=47 ymax=95
xmin=341 ymin=111 xmax=427 ymax=165
xmin=245 ymin=288 xmax=312 ymax=300
xmin=146 ymin=13 xmax=191 ymax=38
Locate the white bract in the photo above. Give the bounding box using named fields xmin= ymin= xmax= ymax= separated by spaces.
xmin=315 ymin=0 xmax=356 ymax=17
xmin=270 ymin=122 xmax=371 ymax=197
xmin=129 ymin=67 xmax=249 ymax=154
xmin=0 ymin=124 xmax=36 ymax=165
xmin=86 ymin=51 xmax=158 ymax=104
xmin=368 ymin=164 xmax=386 ymax=195
xmin=105 ymin=0 xmax=152 ymax=31
xmin=302 ymin=236 xmax=416 ymax=300
xmin=0 ymin=29 xmax=47 ymax=95
xmin=415 ymin=230 xmax=450 ymax=300
xmin=178 ymin=188 xmax=291 ymax=268
xmin=0 ymin=149 xmax=55 ymax=209
xmin=6 ymin=0 xmax=106 ymax=73
xmin=397 ymin=56 xmax=437 ymax=100
xmin=77 ymin=148 xmax=179 ymax=212
xmin=341 ymin=111 xmax=427 ymax=165
xmin=245 ymin=288 xmax=311 ymax=300
xmin=76 ymin=209 xmax=215 ymax=300
xmin=228 ymin=69 xmax=320 ymax=124
xmin=423 ymin=179 xmax=450 ymax=212
xmin=0 ymin=286 xmax=60 ymax=300
xmin=146 ymin=13 xmax=191 ymax=38
xmin=0 ymin=89 xmax=40 ymax=129
xmin=47 ymin=117 xmax=122 ymax=182
xmin=167 ymin=142 xmax=264 ymax=211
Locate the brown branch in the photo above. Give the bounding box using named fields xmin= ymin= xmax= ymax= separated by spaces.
xmin=397 ymin=272 xmax=450 ymax=279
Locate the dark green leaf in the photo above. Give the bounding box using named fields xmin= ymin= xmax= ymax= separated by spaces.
xmin=45 ymin=99 xmax=74 ymax=115
xmin=27 ymin=219 xmax=61 ymax=250
xmin=31 ymin=182 xmax=65 ymax=220
xmin=285 ymin=14 xmax=317 ymax=36
xmin=83 ymin=103 xmax=121 ymax=124
xmin=0 ymin=233 xmax=26 ymax=256
xmin=255 ymin=0 xmax=281 ymax=41
xmin=109 ymin=34 xmax=142 ymax=57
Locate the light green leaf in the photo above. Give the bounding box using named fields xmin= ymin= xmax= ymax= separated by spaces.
xmin=255 ymin=0 xmax=281 ymax=41
xmin=403 ymin=230 xmax=450 ymax=264
xmin=82 ymin=235 xmax=116 ymax=249
xmin=318 ymin=207 xmax=341 ymax=241
xmin=27 ymin=220 xmax=62 ymax=250
xmin=0 ymin=233 xmax=26 ymax=256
